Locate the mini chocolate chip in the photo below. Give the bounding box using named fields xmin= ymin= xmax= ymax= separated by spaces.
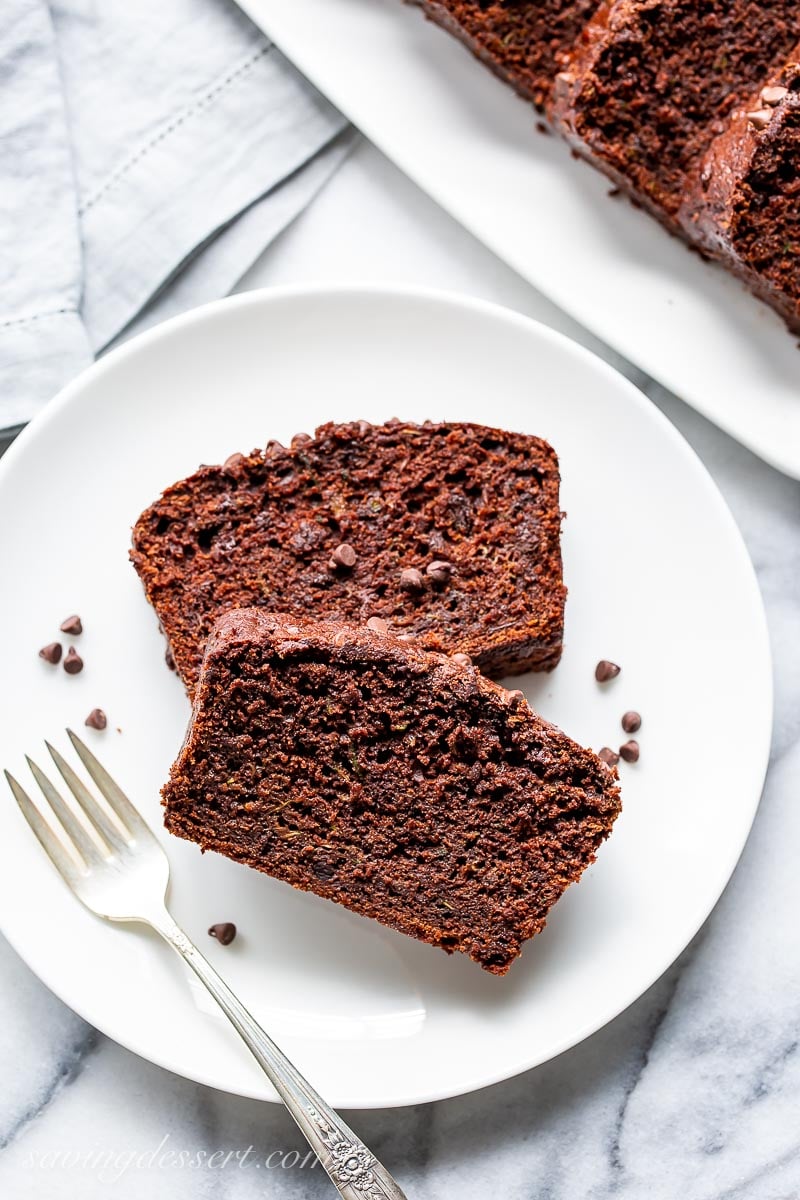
xmin=621 ymin=710 xmax=642 ymax=733
xmin=85 ymin=708 xmax=107 ymax=730
xmin=63 ymin=647 xmax=83 ymax=675
xmin=366 ymin=617 xmax=388 ymax=634
xmin=451 ymin=652 xmax=472 ymax=667
xmin=385 ymin=417 xmax=402 ymax=427
xmin=331 ymin=543 xmax=357 ymax=569
xmin=426 ymin=560 xmax=452 ymax=585
xmin=165 ymin=646 xmax=176 ymax=672
xmin=595 ymin=659 xmax=621 ymax=682
xmin=620 ymin=740 xmax=640 ymax=763
xmin=746 ymin=108 xmax=773 ymax=130
xmin=598 ymin=747 xmax=620 ymax=767
xmin=39 ymin=642 xmax=62 ymax=664
xmin=60 ymin=615 xmax=82 ymax=635
xmin=208 ymin=922 xmax=236 ymax=945
xmin=265 ymin=439 xmax=285 ymax=456
xmin=222 ymin=452 xmax=245 ymax=474
xmin=291 ymin=432 xmax=312 ymax=448
xmin=399 ymin=567 xmax=425 ymax=593
xmin=761 ymin=85 xmax=788 ymax=107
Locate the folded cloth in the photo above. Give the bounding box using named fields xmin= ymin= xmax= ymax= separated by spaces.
xmin=0 ymin=0 xmax=352 ymax=434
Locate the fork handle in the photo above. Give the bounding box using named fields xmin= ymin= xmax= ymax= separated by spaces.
xmin=149 ymin=910 xmax=408 ymax=1200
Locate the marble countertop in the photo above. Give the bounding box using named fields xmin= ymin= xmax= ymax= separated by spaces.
xmin=2 ymin=137 xmax=798 ymax=1200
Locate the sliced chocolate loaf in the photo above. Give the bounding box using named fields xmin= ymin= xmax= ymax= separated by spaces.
xmin=412 ymin=0 xmax=598 ymax=110
xmin=682 ymin=62 xmax=800 ymax=333
xmin=131 ymin=420 xmax=566 ymax=695
xmin=550 ymin=0 xmax=800 ymax=229
xmin=163 ymin=610 xmax=621 ymax=974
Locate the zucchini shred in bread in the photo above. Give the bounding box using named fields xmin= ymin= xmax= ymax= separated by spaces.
xmin=131 ymin=420 xmax=566 ymax=696
xmin=163 ymin=610 xmax=621 ymax=974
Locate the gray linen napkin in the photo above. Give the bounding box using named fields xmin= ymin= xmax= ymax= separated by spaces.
xmin=0 ymin=0 xmax=352 ymax=433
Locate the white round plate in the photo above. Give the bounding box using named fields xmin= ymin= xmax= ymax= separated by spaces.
xmin=0 ymin=287 xmax=771 ymax=1108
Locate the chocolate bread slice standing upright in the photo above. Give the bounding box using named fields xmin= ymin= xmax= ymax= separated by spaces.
xmin=131 ymin=420 xmax=567 ymax=696
xmin=411 ymin=0 xmax=599 ymax=109
xmin=163 ymin=610 xmax=621 ymax=974
xmin=550 ymin=0 xmax=800 ymax=230
xmin=681 ymin=59 xmax=800 ymax=333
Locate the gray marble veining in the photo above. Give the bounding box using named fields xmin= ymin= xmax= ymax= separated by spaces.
xmin=1 ymin=139 xmax=798 ymax=1200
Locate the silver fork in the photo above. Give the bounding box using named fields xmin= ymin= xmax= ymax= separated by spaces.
xmin=5 ymin=731 xmax=408 ymax=1200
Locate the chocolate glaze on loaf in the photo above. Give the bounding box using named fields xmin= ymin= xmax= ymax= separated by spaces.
xmin=682 ymin=59 xmax=800 ymax=333
xmin=163 ymin=610 xmax=621 ymax=974
xmin=131 ymin=420 xmax=566 ymax=695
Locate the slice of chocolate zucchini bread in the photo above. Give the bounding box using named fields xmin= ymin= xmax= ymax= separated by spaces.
xmin=681 ymin=61 xmax=800 ymax=333
xmin=411 ymin=0 xmax=599 ymax=110
xmin=163 ymin=610 xmax=621 ymax=974
xmin=131 ymin=420 xmax=566 ymax=695
xmin=550 ymin=0 xmax=800 ymax=229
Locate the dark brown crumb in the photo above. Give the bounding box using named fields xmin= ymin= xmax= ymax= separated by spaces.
xmin=131 ymin=420 xmax=567 ymax=696
xmin=163 ymin=610 xmax=621 ymax=975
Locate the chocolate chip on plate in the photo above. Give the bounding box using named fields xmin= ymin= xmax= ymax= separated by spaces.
xmin=595 ymin=659 xmax=621 ymax=683
xmin=426 ymin=560 xmax=452 ymax=585
xmin=621 ymin=710 xmax=642 ymax=733
xmin=598 ymin=747 xmax=620 ymax=767
xmin=208 ymin=922 xmax=237 ymax=945
xmin=330 ymin=543 xmax=357 ymax=570
xmin=399 ymin=567 xmax=425 ymax=593
xmin=39 ymin=642 xmax=62 ymax=664
xmin=85 ymin=708 xmax=107 ymax=730
xmin=60 ymin=614 xmax=83 ymax=635
xmin=366 ymin=616 xmax=388 ymax=634
xmin=619 ymin=739 xmax=640 ymax=763
xmin=63 ymin=647 xmax=83 ymax=675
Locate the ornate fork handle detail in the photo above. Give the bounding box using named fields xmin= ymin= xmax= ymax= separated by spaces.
xmin=152 ymin=911 xmax=407 ymax=1200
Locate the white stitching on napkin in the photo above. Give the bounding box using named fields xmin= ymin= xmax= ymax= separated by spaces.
xmin=79 ymin=43 xmax=274 ymax=217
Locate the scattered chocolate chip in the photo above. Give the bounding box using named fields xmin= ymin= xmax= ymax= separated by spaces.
xmin=595 ymin=659 xmax=621 ymax=682
xmin=265 ymin=439 xmax=285 ymax=456
xmin=165 ymin=646 xmax=176 ymax=672
xmin=746 ymin=108 xmax=773 ymax=131
xmin=451 ymin=652 xmax=472 ymax=667
xmin=598 ymin=747 xmax=620 ymax=767
xmin=619 ymin=739 xmax=640 ymax=763
xmin=222 ymin=452 xmax=245 ymax=474
xmin=60 ymin=614 xmax=82 ymax=635
xmin=356 ymin=420 xmax=371 ymax=436
xmin=366 ymin=617 xmax=388 ymax=634
xmin=39 ymin=642 xmax=62 ymax=664
xmin=85 ymin=708 xmax=107 ymax=730
xmin=291 ymin=432 xmax=312 ymax=448
xmin=621 ymin=710 xmax=642 ymax=733
xmin=208 ymin=922 xmax=236 ymax=945
xmin=426 ymin=560 xmax=452 ymax=585
xmin=385 ymin=417 xmax=402 ymax=427
xmin=761 ymin=85 xmax=788 ymax=107
xmin=63 ymin=647 xmax=83 ymax=675
xmin=330 ymin=543 xmax=357 ymax=570
xmin=399 ymin=567 xmax=425 ymax=593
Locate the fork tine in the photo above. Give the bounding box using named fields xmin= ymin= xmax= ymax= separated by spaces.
xmin=66 ymin=730 xmax=154 ymax=841
xmin=5 ymin=770 xmax=86 ymax=887
xmin=44 ymin=742 xmax=133 ymax=855
xmin=27 ymin=755 xmax=110 ymax=867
